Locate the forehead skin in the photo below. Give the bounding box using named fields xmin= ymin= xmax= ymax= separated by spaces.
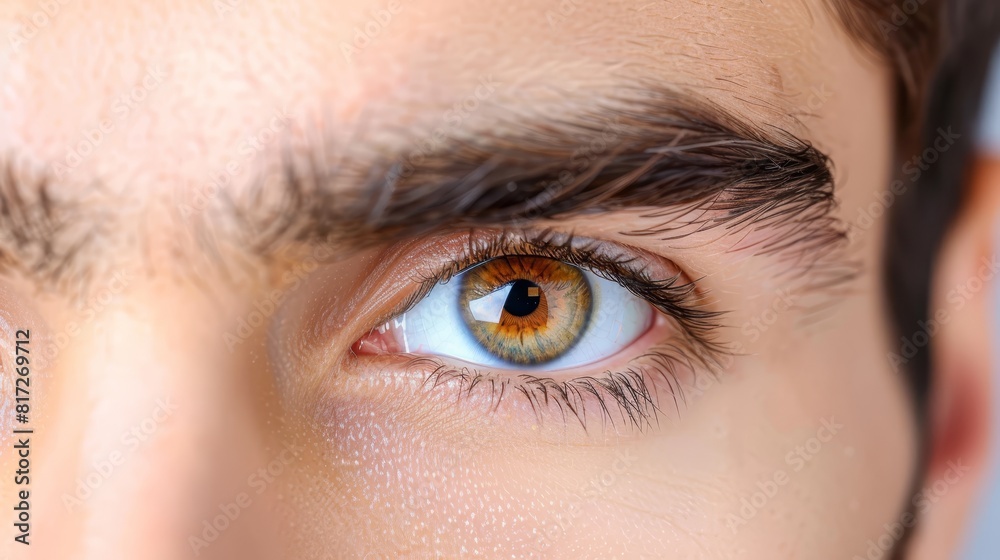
xmin=0 ymin=0 xmax=881 ymax=211
xmin=0 ymin=1 xmax=910 ymax=559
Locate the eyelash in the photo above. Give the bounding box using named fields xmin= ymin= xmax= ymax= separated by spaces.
xmin=369 ymin=229 xmax=729 ymax=431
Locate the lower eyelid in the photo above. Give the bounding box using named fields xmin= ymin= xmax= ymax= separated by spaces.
xmin=345 ymin=313 xmax=694 ymax=433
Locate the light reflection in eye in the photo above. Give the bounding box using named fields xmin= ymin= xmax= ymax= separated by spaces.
xmin=466 ymin=284 xmax=513 ymax=323
xmin=377 ymin=256 xmax=655 ymax=370
xmin=458 ymin=257 xmax=591 ymax=364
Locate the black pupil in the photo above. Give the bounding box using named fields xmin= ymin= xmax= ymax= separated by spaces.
xmin=503 ymin=279 xmax=541 ymax=317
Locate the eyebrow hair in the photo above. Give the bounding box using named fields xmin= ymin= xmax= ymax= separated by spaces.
xmin=232 ymin=87 xmax=855 ymax=292
xmin=0 ymin=161 xmax=130 ymax=295
xmin=0 ymin=164 xmax=92 ymax=286
xmin=0 ymin=87 xmax=854 ymax=295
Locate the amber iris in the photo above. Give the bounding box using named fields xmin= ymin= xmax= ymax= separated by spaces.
xmin=459 ymin=256 xmax=593 ymax=365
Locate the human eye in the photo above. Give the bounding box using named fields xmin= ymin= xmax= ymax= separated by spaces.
xmin=363 ymin=254 xmax=655 ymax=369
xmin=350 ymin=229 xmax=724 ymax=431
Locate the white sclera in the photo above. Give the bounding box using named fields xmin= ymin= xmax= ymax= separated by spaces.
xmin=392 ymin=268 xmax=654 ymax=371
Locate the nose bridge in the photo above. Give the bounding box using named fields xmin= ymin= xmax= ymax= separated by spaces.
xmin=33 ymin=283 xmax=268 ymax=560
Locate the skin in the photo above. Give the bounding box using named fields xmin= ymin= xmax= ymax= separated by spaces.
xmin=0 ymin=0 xmax=994 ymax=559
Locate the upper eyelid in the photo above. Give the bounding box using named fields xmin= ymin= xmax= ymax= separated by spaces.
xmin=406 ymin=228 xmax=684 ymax=289
xmin=373 ymin=228 xmax=726 ymax=355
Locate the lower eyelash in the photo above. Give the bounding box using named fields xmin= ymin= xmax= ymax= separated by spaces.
xmin=406 ymin=341 xmax=715 ymax=433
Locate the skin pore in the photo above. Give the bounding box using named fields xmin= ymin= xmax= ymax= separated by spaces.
xmin=2 ymin=0 xmax=992 ymax=558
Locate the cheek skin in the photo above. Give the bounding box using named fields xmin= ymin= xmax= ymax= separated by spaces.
xmin=281 ymin=340 xmax=911 ymax=559
xmin=287 ymin=385 xmax=737 ymax=559
xmin=703 ymin=354 xmax=913 ymax=557
xmin=280 ymin=365 xmax=832 ymax=558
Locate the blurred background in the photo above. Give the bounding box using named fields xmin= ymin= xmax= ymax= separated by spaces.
xmin=962 ymin=41 xmax=1000 ymax=560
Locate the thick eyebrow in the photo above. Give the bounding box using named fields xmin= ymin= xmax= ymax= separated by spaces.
xmin=0 ymin=164 xmax=106 ymax=287
xmin=0 ymin=87 xmax=853 ymax=293
xmin=235 ymin=87 xmax=852 ymax=289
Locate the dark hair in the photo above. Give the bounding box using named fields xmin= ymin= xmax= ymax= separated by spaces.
xmin=820 ymin=0 xmax=1000 ymax=555
xmin=881 ymin=0 xmax=999 ymax=555
xmin=825 ymin=0 xmax=996 ymax=420
xmin=888 ymin=0 xmax=999 ymax=434
xmin=830 ymin=0 xmax=997 ymax=455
